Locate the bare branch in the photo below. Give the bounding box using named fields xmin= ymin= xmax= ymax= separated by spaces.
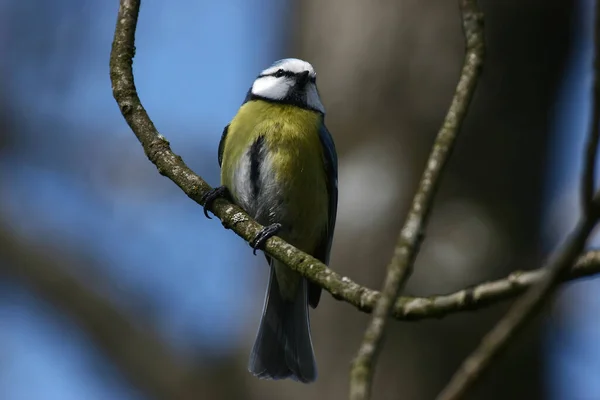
xmin=436 ymin=4 xmax=600 ymax=399
xmin=348 ymin=1 xmax=485 ymax=399
xmin=437 ymin=221 xmax=598 ymax=400
xmin=393 ymin=250 xmax=600 ymax=320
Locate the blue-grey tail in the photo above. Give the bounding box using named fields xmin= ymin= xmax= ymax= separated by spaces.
xmin=248 ymin=265 xmax=317 ymax=383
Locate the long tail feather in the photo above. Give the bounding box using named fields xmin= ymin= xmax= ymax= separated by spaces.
xmin=248 ymin=264 xmax=317 ymax=383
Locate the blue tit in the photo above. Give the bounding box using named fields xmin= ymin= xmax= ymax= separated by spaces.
xmin=202 ymin=58 xmax=338 ymax=383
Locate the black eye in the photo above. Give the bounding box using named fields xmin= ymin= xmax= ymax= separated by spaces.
xmin=274 ymin=69 xmax=285 ymax=78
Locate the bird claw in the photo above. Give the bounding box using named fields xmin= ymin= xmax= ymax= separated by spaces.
xmin=200 ymin=186 xmax=230 ymax=219
xmin=250 ymin=223 xmax=282 ymax=255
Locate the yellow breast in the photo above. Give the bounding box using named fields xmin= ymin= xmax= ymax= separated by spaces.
xmin=221 ymin=101 xmax=328 ymax=252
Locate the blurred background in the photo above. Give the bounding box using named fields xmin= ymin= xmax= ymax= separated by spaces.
xmin=0 ymin=0 xmax=596 ymax=399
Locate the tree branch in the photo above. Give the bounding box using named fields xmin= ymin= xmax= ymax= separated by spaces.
xmin=348 ymin=1 xmax=485 ymax=399
xmin=436 ymin=3 xmax=600 ymax=399
xmin=393 ymin=250 xmax=600 ymax=320
xmin=437 ymin=221 xmax=598 ymax=400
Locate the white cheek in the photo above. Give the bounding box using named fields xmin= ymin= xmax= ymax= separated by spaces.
xmin=306 ymin=83 xmax=325 ymax=113
xmin=251 ymin=77 xmax=291 ymax=100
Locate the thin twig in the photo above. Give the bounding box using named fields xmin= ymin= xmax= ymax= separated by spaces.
xmin=392 ymin=250 xmax=600 ymax=320
xmin=348 ymin=2 xmax=485 ymax=399
xmin=436 ymin=219 xmax=597 ymax=400
xmin=436 ymin=3 xmax=600 ymax=399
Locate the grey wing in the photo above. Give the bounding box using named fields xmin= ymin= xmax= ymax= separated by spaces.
xmin=318 ymin=123 xmax=338 ymax=264
xmin=218 ymin=124 xmax=229 ymax=167
xmin=308 ymin=123 xmax=338 ymax=309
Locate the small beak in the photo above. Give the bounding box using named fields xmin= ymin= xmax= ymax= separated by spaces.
xmin=296 ymin=71 xmax=310 ymax=87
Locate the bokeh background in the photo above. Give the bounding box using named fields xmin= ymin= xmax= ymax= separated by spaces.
xmin=0 ymin=0 xmax=597 ymax=399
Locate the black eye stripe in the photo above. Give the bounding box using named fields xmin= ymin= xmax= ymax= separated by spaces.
xmin=258 ymin=71 xmax=316 ymax=80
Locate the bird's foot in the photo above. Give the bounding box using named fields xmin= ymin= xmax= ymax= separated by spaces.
xmin=250 ymin=223 xmax=282 ymax=255
xmin=200 ymin=186 xmax=230 ymax=219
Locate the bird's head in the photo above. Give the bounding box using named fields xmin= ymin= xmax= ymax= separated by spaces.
xmin=249 ymin=58 xmax=324 ymax=114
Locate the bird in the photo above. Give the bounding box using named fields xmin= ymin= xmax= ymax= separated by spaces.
xmin=201 ymin=58 xmax=338 ymax=383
